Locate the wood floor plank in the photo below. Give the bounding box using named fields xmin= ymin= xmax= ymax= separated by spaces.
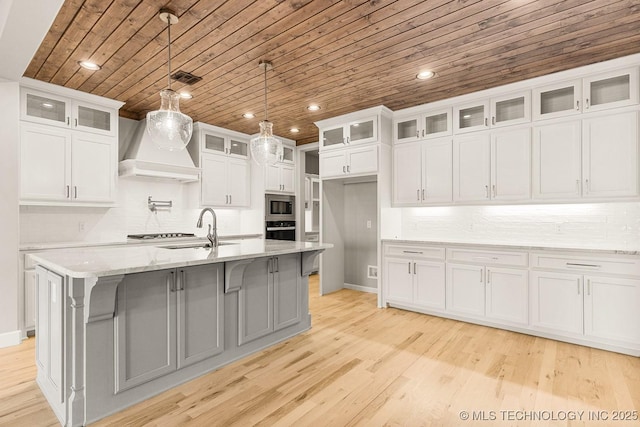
xmin=1 ymin=274 xmax=639 ymax=426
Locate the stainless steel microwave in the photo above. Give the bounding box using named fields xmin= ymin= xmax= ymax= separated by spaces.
xmin=265 ymin=194 xmax=295 ymax=221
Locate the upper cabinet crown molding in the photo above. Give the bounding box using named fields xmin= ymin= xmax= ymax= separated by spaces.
xmin=20 ymin=77 xmax=124 ymax=110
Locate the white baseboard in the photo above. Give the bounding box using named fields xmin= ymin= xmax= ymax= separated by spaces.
xmin=0 ymin=330 xmax=22 ymax=348
xmin=344 ymin=283 xmax=378 ymax=294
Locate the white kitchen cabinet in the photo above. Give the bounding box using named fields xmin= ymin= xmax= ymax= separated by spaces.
xmin=485 ymin=267 xmax=528 ymax=325
xmin=582 ymin=111 xmax=638 ymax=198
xmin=533 ymin=80 xmax=582 ymax=121
xmin=490 ymin=127 xmax=531 ymax=201
xmin=446 ymin=263 xmax=485 ymax=317
xmin=394 ymin=107 xmax=452 ymax=143
xmin=582 ymin=67 xmax=639 ymax=113
xmin=20 ymin=123 xmax=117 ymax=204
xmin=384 ymin=243 xmax=446 ymax=311
xmin=532 ymin=120 xmax=582 ymax=200
xmin=393 ymin=138 xmax=452 ymax=205
xmin=453 ymin=133 xmax=491 ymax=201
xmin=454 ymin=100 xmax=490 ymax=133
xmin=201 ymin=153 xmax=249 ymax=207
xmin=21 ymin=87 xmax=118 ymax=137
xmin=490 ymin=91 xmax=531 ymax=128
xmin=239 ymin=254 xmax=301 ymax=345
xmin=529 ymin=271 xmax=584 ymax=336
xmin=115 ymin=264 xmax=224 ymax=392
xmin=266 ymin=163 xmax=295 ymax=194
xmin=320 ymin=145 xmax=378 ymax=179
xmin=320 ymin=116 xmax=377 ymax=150
xmin=584 ymin=276 xmax=640 ymax=346
xmin=201 ymin=132 xmax=249 ymax=159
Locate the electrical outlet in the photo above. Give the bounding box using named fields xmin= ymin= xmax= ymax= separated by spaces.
xmin=366 ymin=220 xmax=372 ymax=229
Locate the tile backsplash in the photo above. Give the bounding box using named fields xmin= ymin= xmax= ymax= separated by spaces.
xmin=393 ymin=202 xmax=640 ymax=251
xmin=20 ymin=178 xmax=262 ymax=244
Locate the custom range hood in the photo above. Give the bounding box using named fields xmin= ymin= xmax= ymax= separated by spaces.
xmin=119 ymin=118 xmax=200 ymax=182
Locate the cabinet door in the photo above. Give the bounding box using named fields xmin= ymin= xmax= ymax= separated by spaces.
xmin=281 ymin=164 xmax=295 ymax=193
xmin=393 ymin=142 xmax=422 ymax=205
xmin=281 ymin=146 xmax=295 ymax=164
xmin=265 ymin=164 xmax=282 ymax=192
xmin=274 ymin=254 xmax=301 ymax=331
xmin=320 ymin=151 xmax=346 ymax=178
xmin=529 ymin=271 xmax=583 ymax=335
xmin=115 ymin=269 xmax=177 ymax=392
xmin=533 ymin=80 xmax=581 ymax=120
xmin=582 ymin=112 xmax=638 ymax=198
xmin=453 ymin=133 xmax=491 ymax=201
xmin=532 ymin=120 xmax=582 ymax=199
xmin=177 ymin=264 xmax=224 ymax=369
xmin=227 ymin=158 xmax=250 ymax=206
xmin=228 ymin=137 xmax=249 ymax=159
xmin=490 ymin=91 xmax=530 ymax=127
xmin=202 ymin=133 xmax=227 ymax=155
xmin=414 ymin=260 xmax=445 ymax=310
xmin=423 ymin=138 xmax=453 ymax=203
xmin=454 ymin=100 xmax=489 ymax=133
xmin=446 ymin=263 xmax=485 ymax=317
xmin=20 ymin=123 xmax=71 ymax=202
xmin=73 ymin=101 xmax=116 ymax=136
xmin=347 ymin=117 xmax=377 ymax=145
xmin=491 ymin=127 xmax=531 ymax=201
xmin=423 ymin=108 xmax=452 ymax=139
xmin=201 ymin=153 xmax=228 ymax=206
xmin=71 ymin=133 xmax=116 ymax=203
xmin=394 ymin=116 xmax=420 ymax=143
xmin=21 ymin=89 xmax=70 ymax=128
xmin=584 ymin=276 xmax=640 ymax=346
xmin=583 ymin=68 xmax=639 ymax=113
xmin=384 ymin=258 xmax=413 ymax=304
xmin=485 ymin=267 xmax=528 ymax=325
xmin=347 ymin=145 xmax=378 ymax=175
xmin=321 ymin=126 xmax=345 ymax=149
xmin=238 ymin=257 xmax=274 ymax=345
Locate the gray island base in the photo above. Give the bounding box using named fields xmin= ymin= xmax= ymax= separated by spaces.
xmin=31 ymin=239 xmax=329 ymax=426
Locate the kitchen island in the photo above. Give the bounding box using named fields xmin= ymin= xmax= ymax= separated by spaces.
xmin=31 ymin=239 xmax=329 ymax=426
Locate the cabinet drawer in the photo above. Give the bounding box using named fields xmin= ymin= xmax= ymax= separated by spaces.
xmin=446 ymin=248 xmax=528 ymax=267
xmin=530 ymin=253 xmax=640 ymax=277
xmin=385 ymin=243 xmax=445 ymax=260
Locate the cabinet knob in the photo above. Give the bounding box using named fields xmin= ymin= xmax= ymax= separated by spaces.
xmin=576 ymin=100 xmax=580 ymax=111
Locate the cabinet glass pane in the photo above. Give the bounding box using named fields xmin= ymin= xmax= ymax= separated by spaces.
xmin=458 ymin=105 xmax=485 ymax=129
xmin=495 ymin=97 xmax=525 ymax=123
xmin=282 ymin=146 xmax=294 ymax=162
xmin=397 ymin=119 xmax=418 ymax=139
xmin=590 ymin=75 xmax=630 ymax=106
xmin=540 ymin=87 xmax=574 ymax=114
xmin=350 ymin=120 xmax=374 ymax=142
xmin=229 ymin=138 xmax=248 ymax=156
xmin=26 ymin=94 xmax=66 ymax=123
xmin=425 ymin=113 xmax=448 ymax=135
xmin=312 ymin=180 xmax=319 ymax=199
xmin=323 ymin=127 xmax=344 ymax=146
xmin=204 ymin=134 xmax=225 ymax=153
xmin=77 ymin=106 xmax=111 ymax=131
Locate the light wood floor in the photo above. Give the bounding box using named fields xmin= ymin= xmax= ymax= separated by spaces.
xmin=1 ymin=275 xmax=639 ymax=426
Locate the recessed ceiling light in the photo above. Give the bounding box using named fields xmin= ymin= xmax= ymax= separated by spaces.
xmin=243 ymin=112 xmax=255 ymax=119
xmin=307 ymin=104 xmax=321 ymax=111
xmin=179 ymin=92 xmax=192 ymax=99
xmin=290 ymin=128 xmax=300 ymax=133
xmin=78 ymin=61 xmax=101 ymax=71
xmin=416 ymin=70 xmax=435 ymax=80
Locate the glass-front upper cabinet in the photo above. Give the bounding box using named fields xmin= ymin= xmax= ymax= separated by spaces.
xmin=21 ymin=88 xmax=117 ymax=136
xmin=533 ymin=80 xmax=582 ymax=120
xmin=320 ymin=116 xmax=377 ymax=149
xmin=228 ymin=137 xmax=249 ymax=158
xmin=582 ymin=67 xmax=639 ymax=113
xmin=394 ymin=108 xmax=451 ymax=143
xmin=281 ymin=145 xmax=294 ymax=163
xmin=394 ymin=116 xmax=419 ymax=143
xmin=203 ymin=133 xmax=249 ymax=159
xmin=490 ymin=91 xmax=531 ymax=127
xmin=203 ymin=133 xmax=226 ymax=154
xmin=454 ymin=100 xmax=489 ymax=133
xmin=321 ymin=126 xmax=345 ymax=148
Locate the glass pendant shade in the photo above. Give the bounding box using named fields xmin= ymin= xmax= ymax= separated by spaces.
xmin=250 ymin=120 xmax=282 ymax=166
xmin=146 ymin=89 xmax=193 ymax=151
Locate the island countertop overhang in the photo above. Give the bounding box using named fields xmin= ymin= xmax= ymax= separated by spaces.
xmin=29 ymin=238 xmax=332 ymax=278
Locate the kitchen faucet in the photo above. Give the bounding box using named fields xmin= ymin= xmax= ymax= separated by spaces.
xmin=196 ymin=208 xmax=218 ymax=248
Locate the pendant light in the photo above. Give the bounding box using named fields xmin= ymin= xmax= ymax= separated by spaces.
xmin=146 ymin=9 xmax=193 ymax=151
xmin=250 ymin=60 xmax=283 ymax=165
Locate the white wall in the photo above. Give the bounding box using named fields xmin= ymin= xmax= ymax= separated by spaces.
xmin=344 ymin=182 xmax=377 ymax=289
xmin=0 ymin=81 xmax=20 ymax=345
xmin=392 ymin=203 xmax=640 ymax=251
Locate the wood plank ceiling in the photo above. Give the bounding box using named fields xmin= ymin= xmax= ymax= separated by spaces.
xmin=24 ymin=0 xmax=640 ymax=145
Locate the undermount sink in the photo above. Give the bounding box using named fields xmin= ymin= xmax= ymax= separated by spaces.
xmin=159 ymin=242 xmax=235 ymax=250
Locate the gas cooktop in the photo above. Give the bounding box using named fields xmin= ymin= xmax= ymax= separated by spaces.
xmin=127 ymin=233 xmax=196 ymax=240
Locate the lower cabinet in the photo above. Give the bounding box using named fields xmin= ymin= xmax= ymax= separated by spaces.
xmin=114 ymin=263 xmax=223 ymax=392
xmin=239 ymin=253 xmax=301 ymax=345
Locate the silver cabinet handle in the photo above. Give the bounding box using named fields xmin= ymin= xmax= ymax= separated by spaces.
xmin=275 ymin=257 xmax=279 ymax=273
xmin=347 ymin=165 xmax=350 ymax=173
xmin=576 ymin=179 xmax=580 ymax=192
xmin=585 ymin=179 xmax=590 ymax=193
xmin=480 ymin=269 xmax=483 ymax=282
xmin=484 ymin=117 xmax=488 ymax=126
xmin=226 ymin=195 xmax=229 ymax=204
xmin=416 ymin=130 xmax=420 ymax=138
xmin=577 ymin=278 xmax=581 ymax=295
xmin=402 ymin=250 xmax=423 ymax=254
xmin=229 ymin=194 xmax=232 ymax=204
xmin=566 ymin=262 xmax=601 ymax=269
xmin=66 ymin=117 xmax=70 ymax=126
xmin=74 ymin=186 xmax=77 ymax=199
xmin=408 ymin=262 xmax=411 ymax=274
xmin=66 ymin=185 xmax=70 ymax=198
xmin=413 ymin=262 xmax=416 ymax=275
xmin=576 ymin=100 xmax=580 ymax=111
xmin=492 ymin=116 xmax=496 ymax=125
xmin=74 ymin=118 xmax=78 ymax=127
xmin=492 ymin=184 xmax=496 ymax=198
xmin=417 ymin=189 xmax=420 ymax=201
xmin=421 ymin=129 xmax=425 ymax=137
xmin=487 ymin=269 xmax=491 ymax=284
xmin=346 ymin=136 xmax=350 ymax=144
xmin=587 ymin=279 xmax=591 ymax=296
xmin=422 ymin=188 xmax=425 ymax=200
xmin=585 ymin=98 xmax=590 ymax=109
xmin=343 ymin=166 xmax=346 ymax=173
xmin=178 ymin=269 xmax=186 ymax=291
xmin=485 ymin=185 xmax=489 ymax=198
xmin=169 ymin=271 xmax=176 ymax=292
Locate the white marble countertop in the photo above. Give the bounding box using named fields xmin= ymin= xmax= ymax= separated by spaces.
xmin=381 ymin=238 xmax=639 ymax=255
xmin=19 ymin=234 xmax=263 ymax=252
xmin=30 ymin=239 xmax=331 ymax=278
